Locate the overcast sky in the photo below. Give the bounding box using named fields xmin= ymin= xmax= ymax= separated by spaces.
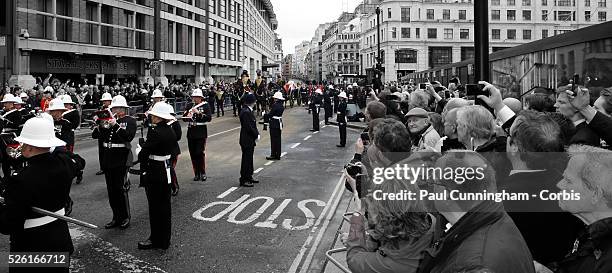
xmin=270 ymin=0 xmax=363 ymax=54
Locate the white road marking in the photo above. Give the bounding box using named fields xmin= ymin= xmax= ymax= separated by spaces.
xmin=322 ymin=125 xmax=327 ymax=128
xmin=208 ymin=126 xmax=241 ymax=138
xmin=313 ymin=131 xmax=319 ymax=134
xmin=264 ymin=161 xmax=274 ymax=166
xmin=303 ymin=135 xmax=312 ymax=141
xmin=287 ymin=173 xmax=346 ymax=273
xmin=291 ymin=143 xmax=301 ymax=149
xmin=217 ymin=187 xmax=238 ymax=199
xmin=254 ymin=167 xmax=264 ymax=174
xmin=280 ymin=152 xmax=287 ymax=158
xmin=70 ymin=227 xmax=167 ymax=273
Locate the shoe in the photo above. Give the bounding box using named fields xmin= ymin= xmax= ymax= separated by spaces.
xmin=266 ymin=156 xmax=280 ymax=160
xmin=105 ymin=220 xmax=119 ymax=229
xmin=75 ymin=174 xmax=83 ymax=184
xmin=201 ymin=174 xmax=207 ymax=181
xmin=138 ymin=239 xmax=155 ymax=250
xmin=309 ymin=129 xmax=316 ymax=132
xmin=250 ymin=179 xmax=259 ymax=184
xmin=193 ymin=174 xmax=200 ymax=181
xmin=336 ymin=144 xmax=345 ymax=148
xmin=240 ymin=180 xmax=254 ymax=187
xmin=96 ymin=170 xmax=104 ymax=175
xmin=119 ymin=219 xmax=130 ymax=229
xmin=171 ymin=186 xmax=179 ymax=196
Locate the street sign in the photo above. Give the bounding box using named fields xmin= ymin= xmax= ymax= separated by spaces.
xmin=0 ymin=36 xmax=6 ymax=47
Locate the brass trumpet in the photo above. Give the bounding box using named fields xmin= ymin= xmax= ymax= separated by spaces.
xmin=6 ymin=144 xmax=22 ymax=159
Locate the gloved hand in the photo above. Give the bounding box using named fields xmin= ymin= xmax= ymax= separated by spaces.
xmin=135 ymin=144 xmax=142 ymax=157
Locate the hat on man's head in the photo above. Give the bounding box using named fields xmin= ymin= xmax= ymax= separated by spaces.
xmin=244 ymin=93 xmax=256 ymax=104
xmin=405 ymin=107 xmax=430 ymax=118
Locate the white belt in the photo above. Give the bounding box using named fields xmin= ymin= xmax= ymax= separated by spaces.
xmin=149 ymin=155 xmax=171 ymax=161
xmin=190 ymin=122 xmax=207 ymax=126
xmin=104 ymin=143 xmax=126 ymax=148
xmin=24 ymin=208 xmax=64 ymax=229
xmin=272 ymin=116 xmax=282 ymax=120
xmin=1 ymin=128 xmax=16 ymax=133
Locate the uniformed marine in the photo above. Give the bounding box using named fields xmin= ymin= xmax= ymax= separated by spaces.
xmin=336 ymin=92 xmax=348 ymax=148
xmin=264 ymin=92 xmax=285 ymax=160
xmin=184 ymin=88 xmax=212 ymax=182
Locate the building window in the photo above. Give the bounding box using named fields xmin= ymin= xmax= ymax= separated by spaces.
xmin=428 ymin=28 xmax=437 ymax=39
xmin=460 ymin=29 xmax=469 ymax=39
xmin=427 ymin=9 xmax=434 ymax=20
xmin=401 ymin=27 xmax=410 ymax=38
xmin=388 ymin=8 xmax=392 ymax=18
xmin=443 ymin=9 xmax=450 ymax=20
xmin=492 ymin=29 xmax=501 ymax=39
xmin=542 ymin=10 xmax=549 ymax=20
xmin=416 ymin=28 xmax=420 ymax=38
xmin=585 ymin=0 xmax=591 ymax=5
xmin=598 ymin=0 xmax=606 ymax=7
xmin=338 ymin=45 xmax=342 ymax=49
xmin=585 ymin=11 xmax=591 ymax=21
xmin=391 ymin=27 xmax=397 ymax=39
xmin=542 ymin=0 xmax=548 ymax=5
xmin=508 ymin=0 xmax=516 ymax=5
xmin=401 ymin=7 xmax=411 ymax=22
xmin=428 ymin=47 xmax=452 ymax=68
xmin=558 ymin=0 xmax=574 ymax=6
xmin=523 ymin=10 xmax=531 ymax=20
xmin=444 ymin=28 xmax=453 ymax=39
xmin=459 ymin=10 xmax=467 ymax=20
xmin=492 ymin=0 xmax=501 ymax=5
xmin=558 ymin=11 xmax=574 ymax=21
xmin=507 ymin=10 xmax=516 ymax=20
xmin=492 ymin=10 xmax=501 ymax=20
xmin=522 ymin=0 xmax=531 ymax=5
xmin=507 ymin=29 xmax=517 ymax=40
xmin=599 ymin=11 xmax=607 ymax=21
xmin=523 ymin=29 xmax=532 ymax=40
xmin=395 ymin=49 xmax=417 ymax=63
xmin=461 ymin=47 xmax=474 ymax=61
xmin=542 ymin=29 xmax=549 ymax=38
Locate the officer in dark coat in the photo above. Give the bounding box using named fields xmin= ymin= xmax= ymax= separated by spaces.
xmin=323 ymin=88 xmax=333 ymax=125
xmin=239 ymin=94 xmax=259 ymax=187
xmin=60 ymin=95 xmax=80 ymax=152
xmin=310 ymin=89 xmax=323 ymax=132
xmin=0 ymin=117 xmax=83 ymax=273
xmin=95 ymin=93 xmax=113 ymax=176
xmin=92 ymin=95 xmax=136 ymax=229
xmin=136 ymin=102 xmax=177 ymax=250
xmin=265 ymin=92 xmax=284 ymax=160
xmin=1 ymin=94 xmax=24 ymax=133
xmin=184 ymin=88 xmax=212 ymax=182
xmin=336 ymin=91 xmax=348 ymax=148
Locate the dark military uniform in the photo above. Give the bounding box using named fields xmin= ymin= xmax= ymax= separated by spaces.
xmin=1 ymin=109 xmax=24 ymax=133
xmin=264 ymin=101 xmax=284 ymax=159
xmin=185 ymin=101 xmax=212 ymax=181
xmin=54 ymin=118 xmax=74 ymax=150
xmin=239 ymin=105 xmax=259 ymax=185
xmin=96 ymin=106 xmax=110 ymax=174
xmin=62 ymin=109 xmax=80 ymax=152
xmin=92 ymin=115 xmax=137 ymax=225
xmin=310 ymin=94 xmax=322 ymax=131
xmin=138 ymin=122 xmax=176 ymax=249
xmin=168 ymin=119 xmax=182 ymax=195
xmin=323 ymin=90 xmax=333 ymax=125
xmin=337 ymin=100 xmax=348 ymax=147
xmin=0 ymin=151 xmax=84 ymax=273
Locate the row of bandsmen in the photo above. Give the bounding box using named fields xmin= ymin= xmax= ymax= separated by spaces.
xmin=308 ymin=87 xmax=349 ymax=147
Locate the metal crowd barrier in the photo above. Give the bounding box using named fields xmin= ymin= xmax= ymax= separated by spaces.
xmin=324 ymin=212 xmax=354 ymax=273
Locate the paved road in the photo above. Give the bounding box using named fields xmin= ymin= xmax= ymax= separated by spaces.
xmin=0 ymin=106 xmax=360 ymax=273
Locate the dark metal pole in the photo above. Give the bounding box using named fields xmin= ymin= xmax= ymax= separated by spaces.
xmin=376 ymin=7 xmax=381 ymax=68
xmin=154 ymin=0 xmax=161 ymax=60
xmin=474 ymin=0 xmax=489 ymax=82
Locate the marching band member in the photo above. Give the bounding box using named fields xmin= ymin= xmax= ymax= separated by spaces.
xmin=336 ymin=92 xmax=348 ymax=148
xmin=95 ymin=92 xmax=113 ymax=176
xmin=0 ymin=117 xmax=83 ymax=273
xmin=265 ymin=92 xmax=285 ymax=161
xmin=310 ymin=89 xmax=323 ymax=132
xmin=61 ymin=95 xmax=83 ymax=184
xmin=93 ymin=95 xmax=137 ymax=230
xmin=184 ymin=88 xmax=212 ymax=182
xmin=136 ymin=102 xmax=177 ymax=250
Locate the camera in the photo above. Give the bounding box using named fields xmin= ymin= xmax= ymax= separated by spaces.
xmin=419 ymin=83 xmax=427 ymax=89
xmin=360 ymin=132 xmax=370 ymax=142
xmin=344 ymin=161 xmax=363 ymax=178
xmin=465 ymin=84 xmax=488 ymax=97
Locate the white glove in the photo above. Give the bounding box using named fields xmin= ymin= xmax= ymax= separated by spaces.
xmin=257 ymin=134 xmax=261 ymax=142
xmin=135 ymin=144 xmax=142 ymax=157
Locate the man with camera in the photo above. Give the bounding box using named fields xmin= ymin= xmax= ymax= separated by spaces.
xmin=92 ymin=95 xmax=137 ymax=230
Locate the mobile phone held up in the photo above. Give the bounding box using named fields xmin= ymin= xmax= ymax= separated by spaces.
xmin=419 ymin=83 xmax=427 ymax=90
xmin=466 ymin=84 xmax=494 ymax=113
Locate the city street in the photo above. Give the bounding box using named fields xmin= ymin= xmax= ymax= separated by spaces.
xmin=0 ymin=107 xmax=359 ymax=273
